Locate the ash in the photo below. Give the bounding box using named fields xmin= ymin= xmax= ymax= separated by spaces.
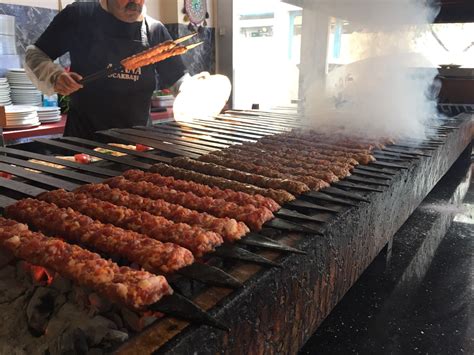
xmin=0 ymin=258 xmax=157 ymax=354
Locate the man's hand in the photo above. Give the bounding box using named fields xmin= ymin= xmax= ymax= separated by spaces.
xmin=54 ymin=72 xmax=83 ymax=96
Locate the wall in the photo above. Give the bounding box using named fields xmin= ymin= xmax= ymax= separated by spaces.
xmin=0 ymin=0 xmax=73 ymax=10
xmin=160 ymin=0 xmax=217 ymax=77
xmin=0 ymin=2 xmax=65 ymax=67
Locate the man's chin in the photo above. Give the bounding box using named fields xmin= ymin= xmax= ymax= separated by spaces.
xmin=125 ymin=8 xmax=142 ymax=15
xmin=122 ymin=10 xmax=141 ymax=22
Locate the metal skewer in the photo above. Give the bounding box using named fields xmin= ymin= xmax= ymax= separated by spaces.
xmin=79 ymin=34 xmax=201 ymax=85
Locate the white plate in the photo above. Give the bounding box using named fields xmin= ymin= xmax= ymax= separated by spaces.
xmin=10 ymin=89 xmax=39 ymax=92
xmin=11 ymin=96 xmax=41 ymax=100
xmin=37 ymin=106 xmax=60 ymax=111
xmin=11 ymin=91 xmax=41 ymax=96
xmin=6 ymin=113 xmax=38 ymax=119
xmin=6 ymin=115 xmax=37 ymax=120
xmin=12 ymin=97 xmax=41 ymax=100
xmin=11 ymin=92 xmax=41 ymax=95
xmin=5 ymin=116 xmax=39 ymax=124
xmin=12 ymin=101 xmax=42 ymax=103
xmin=6 ymin=112 xmax=38 ymax=119
xmin=38 ymin=111 xmax=61 ymax=115
xmin=39 ymin=118 xmax=61 ymax=123
xmin=38 ymin=115 xmax=61 ymax=121
xmin=6 ymin=119 xmax=40 ymax=126
xmin=9 ymin=83 xmax=35 ymax=87
xmin=39 ymin=115 xmax=61 ymax=120
xmin=5 ymin=105 xmax=37 ymax=113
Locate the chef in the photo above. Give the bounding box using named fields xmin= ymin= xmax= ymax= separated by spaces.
xmin=25 ymin=0 xmax=188 ymax=138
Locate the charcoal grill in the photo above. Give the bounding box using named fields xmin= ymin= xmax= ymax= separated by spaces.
xmin=0 ymin=111 xmax=471 ymax=354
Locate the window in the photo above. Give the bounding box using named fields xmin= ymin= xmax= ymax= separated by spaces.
xmin=233 ymin=0 xmax=302 ymax=109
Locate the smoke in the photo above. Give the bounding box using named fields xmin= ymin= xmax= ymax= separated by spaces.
xmin=302 ymin=0 xmax=441 ymax=139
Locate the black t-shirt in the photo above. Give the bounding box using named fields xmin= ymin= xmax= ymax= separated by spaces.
xmin=35 ymin=2 xmax=186 ymax=87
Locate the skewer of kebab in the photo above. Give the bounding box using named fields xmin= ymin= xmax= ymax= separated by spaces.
xmin=37 ymin=190 xmax=223 ymax=257
xmin=225 ymin=143 xmax=355 ymax=169
xmin=246 ymin=142 xmax=363 ymax=165
xmin=80 ymin=33 xmax=202 ymax=85
xmin=290 ymin=130 xmax=391 ymax=149
xmin=207 ymin=150 xmax=343 ymax=183
xmin=150 ymin=163 xmax=296 ymax=206
xmin=5 ymin=199 xmax=195 ymax=273
xmin=214 ymin=148 xmax=353 ymax=178
xmin=198 ymin=154 xmax=337 ymax=189
xmin=260 ymin=135 xmax=374 ymax=155
xmin=0 ymin=217 xmax=172 ymax=310
xmin=121 ymin=43 xmax=201 ymax=71
xmin=105 ymin=176 xmax=274 ymax=231
xmin=121 ymin=169 xmax=280 ymax=212
xmin=252 ymin=140 xmax=375 ymax=165
xmin=76 ymin=184 xmax=249 ymax=242
xmin=170 ymin=157 xmax=317 ymax=195
xmin=231 ymin=142 xmax=360 ymax=167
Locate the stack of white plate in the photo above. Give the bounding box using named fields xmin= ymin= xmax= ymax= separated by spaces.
xmin=7 ymin=69 xmax=42 ymax=106
xmin=4 ymin=105 xmax=40 ymax=129
xmin=37 ymin=106 xmax=61 ymax=123
xmin=0 ymin=77 xmax=12 ymax=105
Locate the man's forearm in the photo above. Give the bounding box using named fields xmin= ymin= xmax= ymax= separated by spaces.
xmin=24 ymin=45 xmax=65 ymax=95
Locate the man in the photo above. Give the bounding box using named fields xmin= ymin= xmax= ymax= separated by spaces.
xmin=25 ymin=0 xmax=187 ymax=138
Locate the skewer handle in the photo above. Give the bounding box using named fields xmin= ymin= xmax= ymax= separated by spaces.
xmin=79 ymin=65 xmax=123 ymax=85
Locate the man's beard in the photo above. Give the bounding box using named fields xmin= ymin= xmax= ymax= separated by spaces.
xmin=125 ymin=2 xmax=142 ymax=13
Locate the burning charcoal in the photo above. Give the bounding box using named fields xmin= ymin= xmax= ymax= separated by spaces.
xmin=88 ymin=293 xmax=112 ymax=314
xmin=91 ymin=315 xmax=118 ymax=331
xmin=104 ymin=310 xmax=124 ymax=329
xmin=0 ymin=273 xmax=29 ymax=304
xmin=69 ymin=285 xmax=90 ymax=310
xmin=20 ymin=263 xmax=55 ymax=286
xmin=26 ymin=287 xmax=59 ymax=336
xmin=120 ymin=308 xmax=143 ymax=332
xmin=48 ymin=327 xmax=88 ymax=355
xmin=0 ymin=264 xmax=15 ymax=279
xmin=16 ymin=260 xmax=32 ymax=282
xmin=0 ymin=265 xmax=29 ymax=304
xmin=51 ymin=293 xmax=67 ymax=313
xmin=104 ymin=329 xmax=129 ymax=344
xmin=0 ymin=249 xmax=14 ymax=268
xmin=46 ymin=303 xmax=119 ymax=350
xmin=50 ymin=275 xmax=72 ymax=293
xmin=85 ymin=324 xmax=108 ymax=347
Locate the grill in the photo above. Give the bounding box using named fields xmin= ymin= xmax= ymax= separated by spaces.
xmin=0 ymin=111 xmax=472 ymax=354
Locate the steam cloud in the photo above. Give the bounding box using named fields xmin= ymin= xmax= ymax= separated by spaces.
xmin=303 ymin=0 xmax=441 ymax=139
